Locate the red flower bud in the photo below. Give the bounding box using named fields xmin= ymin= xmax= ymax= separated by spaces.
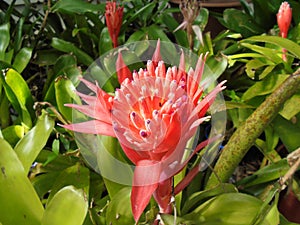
xmin=277 ymin=1 xmax=292 ymax=38
xmin=105 ymin=1 xmax=124 ymax=48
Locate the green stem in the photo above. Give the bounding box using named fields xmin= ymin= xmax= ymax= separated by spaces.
xmin=206 ymin=69 xmax=300 ymax=189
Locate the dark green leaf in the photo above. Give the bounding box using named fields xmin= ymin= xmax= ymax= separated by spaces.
xmin=51 ymin=0 xmax=105 ymax=14
xmin=0 ymin=23 xmax=10 ymax=61
xmin=12 ymin=47 xmax=32 ymax=73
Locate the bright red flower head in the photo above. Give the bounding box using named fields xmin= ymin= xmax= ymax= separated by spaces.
xmin=105 ymin=1 xmax=123 ymax=48
xmin=64 ymin=41 xmax=226 ymax=222
xmin=277 ymin=1 xmax=292 ymax=38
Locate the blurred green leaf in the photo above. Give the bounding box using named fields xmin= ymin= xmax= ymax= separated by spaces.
xmin=51 ymin=37 xmax=93 ymax=66
xmin=237 ymin=159 xmax=289 ymax=188
xmin=0 ymin=138 xmax=44 ymax=225
xmin=12 ymin=47 xmax=32 ymax=73
xmin=223 ymin=9 xmax=265 ymax=38
xmin=0 ymin=23 xmax=10 ymax=61
xmin=242 ymin=74 xmax=288 ymax=101
xmin=51 ymin=0 xmax=104 ymax=14
xmin=280 ymin=92 xmax=300 ymax=120
xmin=41 ymin=185 xmax=88 ymax=225
xmin=244 ymin=36 xmax=300 ymax=59
xmin=106 ymin=187 xmax=135 ymax=224
xmin=98 ymin=27 xmax=113 ymax=55
xmin=14 ymin=110 xmax=55 ymax=173
xmin=273 ymin=115 xmax=300 ymax=152
xmin=2 ymin=125 xmax=25 ymax=146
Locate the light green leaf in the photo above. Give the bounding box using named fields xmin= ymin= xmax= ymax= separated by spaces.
xmin=12 ymin=47 xmax=33 ymax=73
xmin=14 ymin=110 xmax=55 ymax=173
xmin=0 ymin=138 xmax=44 ymax=225
xmin=41 ymin=185 xmax=88 ymax=225
xmin=51 ymin=0 xmax=104 ymax=14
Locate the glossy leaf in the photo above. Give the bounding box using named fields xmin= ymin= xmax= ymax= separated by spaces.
xmin=41 ymin=185 xmax=88 ymax=225
xmin=14 ymin=110 xmax=55 ymax=173
xmin=182 ymin=183 xmax=237 ymax=214
xmin=51 ymin=0 xmax=105 ymax=14
xmin=98 ymin=27 xmax=113 ymax=55
xmin=46 ymin=163 xmax=90 ymax=204
xmin=51 ymin=37 xmax=93 ymax=66
xmin=0 ymin=138 xmax=44 ymax=225
xmin=2 ymin=125 xmax=25 ymax=146
xmin=242 ymin=74 xmax=288 ymax=101
xmin=244 ymin=35 xmax=300 ymax=59
xmin=184 ymin=193 xmax=269 ymax=225
xmin=106 ymin=187 xmax=135 ymax=225
xmin=54 ymin=76 xmax=81 ymax=122
xmin=12 ymin=47 xmax=32 ymax=73
xmin=0 ymin=23 xmax=10 ymax=61
xmin=1 ymin=68 xmax=34 ymax=128
xmin=223 ymin=9 xmax=265 ymax=37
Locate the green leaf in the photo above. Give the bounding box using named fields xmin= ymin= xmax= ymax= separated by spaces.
xmin=51 ymin=0 xmax=105 ymax=14
xmin=46 ymin=163 xmax=90 ymax=204
xmin=12 ymin=47 xmax=32 ymax=73
xmin=2 ymin=125 xmax=25 ymax=146
xmin=280 ymin=91 xmax=300 ymax=120
xmin=41 ymin=185 xmax=88 ymax=225
xmin=51 ymin=37 xmax=94 ymax=66
xmin=244 ymin=36 xmax=300 ymax=59
xmin=0 ymin=23 xmax=10 ymax=61
xmin=1 ymin=68 xmax=34 ymax=128
xmin=98 ymin=27 xmax=113 ymax=55
xmin=273 ymin=115 xmax=300 ymax=152
xmin=184 ymin=193 xmax=269 ymax=224
xmin=106 ymin=187 xmax=135 ymax=225
xmin=182 ymin=183 xmax=237 ymax=214
xmin=223 ymin=9 xmax=265 ymax=37
xmin=242 ymin=74 xmax=288 ymax=101
xmin=14 ymin=110 xmax=55 ymax=173
xmin=54 ymin=76 xmax=81 ymax=122
xmin=0 ymin=138 xmax=44 ymax=225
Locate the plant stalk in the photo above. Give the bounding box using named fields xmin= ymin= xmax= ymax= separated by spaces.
xmin=206 ymin=69 xmax=300 ymax=189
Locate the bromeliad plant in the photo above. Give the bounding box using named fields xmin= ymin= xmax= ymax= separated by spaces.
xmin=63 ymin=40 xmax=226 ymax=223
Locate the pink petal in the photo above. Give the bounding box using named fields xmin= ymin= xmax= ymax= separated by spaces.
xmin=152 ymin=39 xmax=162 ymax=67
xmin=62 ymin=120 xmax=115 ymax=137
xmin=131 ymin=160 xmax=161 ymax=222
xmin=116 ymin=52 xmax=132 ymax=84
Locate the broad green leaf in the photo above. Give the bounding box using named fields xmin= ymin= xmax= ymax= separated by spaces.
xmin=1 ymin=68 xmax=34 ymax=128
xmin=106 ymin=187 xmax=135 ymax=224
xmin=41 ymin=186 xmax=88 ymax=225
xmin=280 ymin=92 xmax=300 ymax=120
xmin=14 ymin=110 xmax=55 ymax=173
xmin=0 ymin=138 xmax=44 ymax=225
xmin=184 ymin=193 xmax=269 ymax=225
xmin=273 ymin=115 xmax=300 ymax=152
xmin=182 ymin=183 xmax=237 ymax=214
xmin=223 ymin=9 xmax=265 ymax=37
xmin=160 ymin=214 xmax=194 ymax=225
xmin=12 ymin=47 xmax=32 ymax=73
xmin=54 ymin=76 xmax=81 ymax=122
xmin=245 ymin=36 xmax=300 ymax=59
xmin=51 ymin=37 xmax=94 ymax=66
xmin=2 ymin=125 xmax=25 ymax=146
xmin=98 ymin=27 xmax=113 ymax=55
xmin=237 ymin=159 xmax=289 ymax=187
xmin=0 ymin=23 xmax=10 ymax=61
xmin=51 ymin=0 xmax=105 ymax=14
xmin=46 ymin=163 xmax=90 ymax=204
xmin=32 ymin=171 xmax=61 ymax=199
xmin=242 ymin=74 xmax=288 ymax=101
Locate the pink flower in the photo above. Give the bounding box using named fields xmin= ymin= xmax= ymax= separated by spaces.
xmin=105 ymin=1 xmax=123 ymax=48
xmin=277 ymin=1 xmax=292 ymax=39
xmin=63 ymin=41 xmax=226 ymax=222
